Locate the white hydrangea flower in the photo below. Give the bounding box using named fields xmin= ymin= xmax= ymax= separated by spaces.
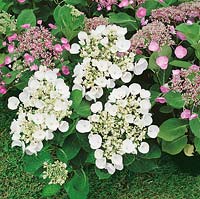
xmin=76 ymin=120 xmax=92 ymax=133
xmin=91 ymin=101 xmax=103 ymax=113
xmin=147 ymin=125 xmax=159 ymax=138
xmin=138 ymin=142 xmax=150 ymax=154
xmin=8 ymin=96 xmax=20 ymax=110
xmin=71 ymin=24 xmax=148 ymax=101
xmin=9 ymin=67 xmax=72 ymax=155
xmin=77 ymin=83 xmax=159 ymax=174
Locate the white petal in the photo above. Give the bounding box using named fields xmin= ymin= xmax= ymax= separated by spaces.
xmin=91 ymin=101 xmax=103 ymax=113
xmin=138 ymin=142 xmax=149 ymax=154
xmin=147 ymin=125 xmax=159 ymax=138
xmin=76 ymin=120 xmax=92 ymax=133
xmin=58 ymin=121 xmax=69 ymax=132
xmin=8 ymin=97 xmax=20 ymax=110
xmin=70 ymin=43 xmax=80 ymax=54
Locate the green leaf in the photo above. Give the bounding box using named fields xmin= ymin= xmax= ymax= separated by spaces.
xmin=64 ymin=0 xmax=88 ymax=6
xmin=53 ymin=5 xmax=84 ymax=41
xmin=123 ymin=154 xmax=135 ymax=166
xmin=176 ymin=23 xmax=200 ymax=45
xmin=162 ymin=135 xmax=187 ymax=155
xmin=158 ymin=118 xmax=188 ymax=142
xmin=142 ymin=144 xmax=161 ymax=159
xmin=165 ymin=91 xmax=185 ymax=109
xmin=17 ymin=9 xmax=36 ymax=29
xmin=194 ymin=137 xmax=200 ymax=154
xmin=42 ymin=184 xmax=61 ymax=197
xmin=149 ymin=46 xmax=172 ymax=71
xmin=62 ymin=134 xmax=81 ymax=161
xmin=23 ymin=150 xmax=52 ymax=173
xmin=2 ymin=71 xmax=19 ymax=84
xmin=95 ymin=168 xmax=111 ymax=180
xmin=128 ymin=159 xmax=158 ymax=173
xmin=70 ymin=89 xmax=82 ymax=109
xmin=169 ymin=60 xmax=191 ymax=69
xmin=75 ymin=100 xmax=91 ymax=117
xmin=108 ymin=12 xmax=138 ymax=31
xmin=159 ymin=105 xmax=173 ymax=113
xmin=189 ymin=118 xmax=200 ymax=138
xmin=65 ymin=170 xmax=89 ymax=199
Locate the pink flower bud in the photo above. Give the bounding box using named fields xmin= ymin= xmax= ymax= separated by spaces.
xmin=54 ymin=44 xmax=63 ymax=53
xmin=6 ymin=73 xmax=12 ymax=78
xmin=136 ymin=7 xmax=147 ymax=19
xmin=62 ymin=43 xmax=71 ymax=51
xmin=135 ymin=49 xmax=143 ymax=55
xmin=172 ymin=69 xmax=180 ymax=76
xmin=181 ymin=109 xmax=191 ymax=119
xmin=0 ymin=85 xmax=7 ymax=94
xmin=24 ymin=53 xmax=34 ymax=64
xmin=106 ymin=6 xmax=111 ymax=11
xmin=4 ymin=56 xmax=11 ymax=65
xmin=148 ymin=41 xmax=159 ymax=52
xmin=176 ymin=31 xmax=186 ymax=41
xmin=155 ymin=97 xmax=166 ymax=104
xmin=189 ymin=65 xmax=199 ymax=71
xmin=8 ymin=45 xmax=15 ymax=53
xmin=30 ymin=64 xmax=38 ymax=71
xmin=17 ymin=0 xmax=25 ymax=3
xmin=37 ymin=20 xmax=43 ymax=25
xmin=175 ymin=46 xmax=187 ymax=59
xmin=160 ymin=85 xmax=170 ymax=94
xmin=62 ymin=66 xmax=70 ymax=76
xmin=141 ymin=17 xmax=148 ymax=26
xmin=48 ymin=23 xmax=57 ymax=29
xmin=7 ymin=33 xmax=17 ymax=43
xmin=21 ymin=24 xmax=30 ymax=29
xmin=118 ymin=0 xmax=129 ymax=8
xmin=189 ymin=114 xmax=198 ymax=120
xmin=61 ymin=37 xmax=69 ymax=44
xmin=156 ymin=56 xmax=169 ymax=70
xmin=2 ymin=41 xmax=7 ymax=46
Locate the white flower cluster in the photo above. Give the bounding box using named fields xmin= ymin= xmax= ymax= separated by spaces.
xmin=8 ymin=66 xmax=72 ymax=155
xmin=76 ymin=83 xmax=159 ymax=174
xmin=43 ymin=160 xmax=68 ymax=185
xmin=70 ymin=25 xmax=148 ymax=101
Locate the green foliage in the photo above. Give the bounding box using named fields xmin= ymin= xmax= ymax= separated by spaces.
xmin=169 ymin=60 xmax=192 ymax=69
xmin=149 ymin=46 xmax=172 ymax=71
xmin=23 ymin=150 xmax=52 ymax=174
xmin=42 ymin=184 xmax=61 ymax=197
xmin=65 ymin=170 xmax=89 ymax=199
xmin=53 ymin=5 xmax=85 ymax=41
xmin=95 ymin=168 xmax=111 ymax=180
xmin=165 ymin=91 xmax=185 ymax=109
xmin=158 ymin=118 xmax=188 ymax=142
xmin=189 ymin=118 xmax=200 ymax=138
xmin=108 ymin=12 xmax=138 ymax=31
xmin=162 ymin=135 xmax=187 ymax=155
xmin=17 ymin=9 xmax=36 ymax=29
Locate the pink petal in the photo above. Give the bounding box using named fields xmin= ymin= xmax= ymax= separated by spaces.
xmin=148 ymin=41 xmax=159 ymax=52
xmin=181 ymin=109 xmax=191 ymax=119
xmin=136 ymin=7 xmax=147 ymax=18
xmin=156 ymin=56 xmax=169 ymax=70
xmin=155 ymin=97 xmax=166 ymax=104
xmin=175 ymin=46 xmax=187 ymax=59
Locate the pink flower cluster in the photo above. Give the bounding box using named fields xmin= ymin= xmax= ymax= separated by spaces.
xmin=130 ymin=21 xmax=174 ymax=52
xmin=93 ymin=0 xmax=138 ymax=11
xmin=15 ymin=25 xmax=65 ymax=68
xmin=171 ymin=65 xmax=200 ymax=107
xmin=151 ymin=2 xmax=200 ymax=24
xmin=84 ymin=16 xmax=109 ymax=32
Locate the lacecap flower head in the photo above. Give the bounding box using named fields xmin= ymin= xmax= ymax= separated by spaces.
xmin=71 ymin=24 xmax=148 ymax=101
xmin=8 ymin=66 xmax=72 ymax=155
xmin=76 ymin=83 xmax=159 ymax=174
